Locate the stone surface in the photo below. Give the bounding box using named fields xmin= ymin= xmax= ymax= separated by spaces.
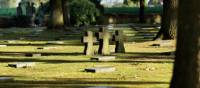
xmin=82 ymin=31 xmax=97 ymax=55
xmin=151 ymin=44 xmax=160 ymax=47
xmin=97 ymin=27 xmax=111 ymax=55
xmin=46 ymin=41 xmax=65 ymax=44
xmin=25 ymin=53 xmax=42 ymax=57
xmin=8 ymin=62 xmax=36 ymax=68
xmin=87 ymin=87 xmax=112 ymax=88
xmin=0 ymin=77 xmax=14 ymax=81
xmin=91 ymin=56 xmax=115 ymax=61
xmin=37 ymin=47 xmax=58 ymax=50
xmin=85 ymin=66 xmax=116 ymax=73
xmin=6 ymin=40 xmax=16 ymax=43
xmin=0 ymin=45 xmax=7 ymax=47
xmin=113 ymin=30 xmax=125 ymax=53
xmin=160 ymin=41 xmax=172 ymax=46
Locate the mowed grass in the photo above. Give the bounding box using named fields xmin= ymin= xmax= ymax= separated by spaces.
xmin=0 ymin=27 xmax=175 ymax=88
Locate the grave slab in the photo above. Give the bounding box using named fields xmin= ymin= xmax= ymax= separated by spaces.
xmin=46 ymin=41 xmax=65 ymax=44
xmin=25 ymin=53 xmax=42 ymax=57
xmin=0 ymin=45 xmax=7 ymax=47
xmin=6 ymin=40 xmax=17 ymax=43
xmin=87 ymin=86 xmax=112 ymax=88
xmin=85 ymin=66 xmax=116 ymax=73
xmin=37 ymin=47 xmax=58 ymax=50
xmin=0 ymin=77 xmax=14 ymax=81
xmin=91 ymin=56 xmax=115 ymax=61
xmin=8 ymin=62 xmax=36 ymax=68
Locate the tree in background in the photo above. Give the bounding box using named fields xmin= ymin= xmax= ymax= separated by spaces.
xmin=49 ymin=0 xmax=64 ymax=29
xmin=69 ymin=0 xmax=99 ymax=27
xmin=62 ymin=0 xmax=70 ymax=26
xmin=139 ymin=0 xmax=145 ymax=23
xmin=153 ymin=0 xmax=178 ymax=40
xmin=170 ymin=0 xmax=200 ymax=87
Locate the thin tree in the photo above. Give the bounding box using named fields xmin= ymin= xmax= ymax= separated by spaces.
xmin=170 ymin=0 xmax=200 ymax=87
xmin=153 ymin=0 xmax=178 ymax=40
xmin=139 ymin=0 xmax=145 ymax=23
xmin=62 ymin=0 xmax=71 ymax=26
xmin=49 ymin=0 xmax=64 ymax=29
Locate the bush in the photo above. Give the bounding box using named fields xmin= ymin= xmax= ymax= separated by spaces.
xmin=69 ymin=0 xmax=99 ymax=27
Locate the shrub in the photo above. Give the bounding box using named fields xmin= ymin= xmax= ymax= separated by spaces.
xmin=69 ymin=0 xmax=99 ymax=27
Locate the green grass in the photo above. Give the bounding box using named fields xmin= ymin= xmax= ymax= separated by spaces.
xmin=0 ymin=27 xmax=174 ymax=88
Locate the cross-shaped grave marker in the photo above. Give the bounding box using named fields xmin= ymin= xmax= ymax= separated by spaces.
xmin=97 ymin=27 xmax=111 ymax=55
xmin=82 ymin=31 xmax=97 ymax=55
xmin=113 ymin=30 xmax=125 ymax=53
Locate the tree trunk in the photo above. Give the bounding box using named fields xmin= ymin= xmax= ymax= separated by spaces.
xmin=139 ymin=0 xmax=145 ymax=23
xmin=62 ymin=0 xmax=70 ymax=26
xmin=49 ymin=0 xmax=64 ymax=29
xmin=153 ymin=0 xmax=177 ymax=40
xmin=170 ymin=0 xmax=200 ymax=88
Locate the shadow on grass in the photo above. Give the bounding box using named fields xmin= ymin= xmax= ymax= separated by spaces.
xmin=0 ymin=58 xmax=173 ymax=64
xmin=0 ymin=77 xmax=169 ymax=88
xmin=0 ymin=52 xmax=83 ymax=56
xmin=3 ymin=43 xmax=83 ymax=46
xmin=116 ymin=52 xmax=174 ymax=60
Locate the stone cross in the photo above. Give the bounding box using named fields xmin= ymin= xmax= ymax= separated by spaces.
xmin=113 ymin=30 xmax=125 ymax=53
xmin=97 ymin=27 xmax=111 ymax=55
xmin=82 ymin=31 xmax=97 ymax=55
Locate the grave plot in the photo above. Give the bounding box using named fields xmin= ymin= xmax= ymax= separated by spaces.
xmin=46 ymin=41 xmax=65 ymax=44
xmin=37 ymin=46 xmax=60 ymax=50
xmin=85 ymin=66 xmax=116 ymax=73
xmin=0 ymin=45 xmax=7 ymax=47
xmin=150 ymin=40 xmax=173 ymax=47
xmin=87 ymin=86 xmax=112 ymax=88
xmin=91 ymin=56 xmax=116 ymax=61
xmin=25 ymin=53 xmax=42 ymax=57
xmin=0 ymin=77 xmax=14 ymax=82
xmin=8 ymin=62 xmax=36 ymax=68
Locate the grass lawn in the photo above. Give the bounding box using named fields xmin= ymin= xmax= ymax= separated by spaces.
xmin=0 ymin=27 xmax=175 ymax=88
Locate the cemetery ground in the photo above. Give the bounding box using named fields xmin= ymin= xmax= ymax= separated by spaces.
xmin=0 ymin=27 xmax=175 ymax=88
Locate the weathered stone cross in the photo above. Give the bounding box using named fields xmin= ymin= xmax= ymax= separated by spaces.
xmin=113 ymin=30 xmax=125 ymax=53
xmin=97 ymin=27 xmax=111 ymax=55
xmin=82 ymin=31 xmax=97 ymax=55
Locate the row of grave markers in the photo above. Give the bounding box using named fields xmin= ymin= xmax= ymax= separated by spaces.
xmin=82 ymin=27 xmax=126 ymax=55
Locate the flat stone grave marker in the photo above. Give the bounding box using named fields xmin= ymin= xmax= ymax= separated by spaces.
xmin=151 ymin=41 xmax=172 ymax=47
xmin=160 ymin=41 xmax=172 ymax=46
xmin=8 ymin=62 xmax=36 ymax=68
xmin=151 ymin=44 xmax=161 ymax=47
xmin=97 ymin=27 xmax=111 ymax=55
xmin=91 ymin=56 xmax=115 ymax=61
xmin=37 ymin=46 xmax=59 ymax=50
xmin=5 ymin=40 xmax=17 ymax=43
xmin=25 ymin=53 xmax=42 ymax=57
xmin=19 ymin=37 xmax=25 ymax=40
xmin=113 ymin=30 xmax=125 ymax=53
xmin=85 ymin=66 xmax=116 ymax=73
xmin=82 ymin=31 xmax=97 ymax=55
xmin=46 ymin=41 xmax=65 ymax=44
xmin=87 ymin=86 xmax=112 ymax=88
xmin=0 ymin=45 xmax=7 ymax=47
xmin=0 ymin=77 xmax=14 ymax=81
